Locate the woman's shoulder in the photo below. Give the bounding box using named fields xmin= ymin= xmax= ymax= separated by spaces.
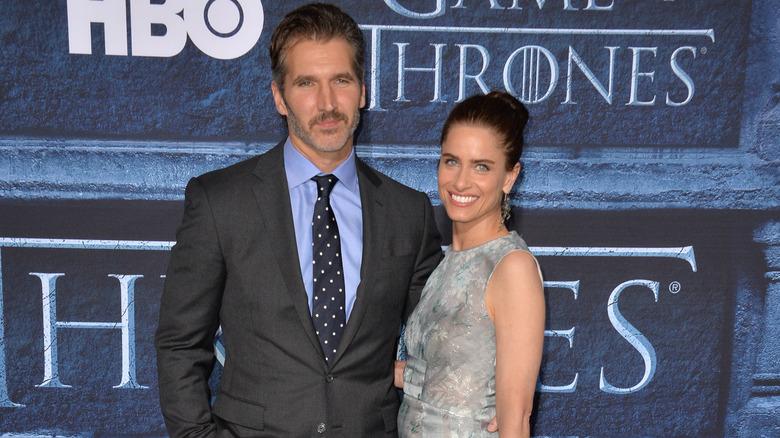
xmin=496 ymin=249 xmax=538 ymax=275
xmin=490 ymin=232 xmax=543 ymax=287
xmin=505 ymin=230 xmax=532 ymax=252
xmin=485 ymin=244 xmax=544 ymax=321
xmin=484 ymin=232 xmax=534 ymax=268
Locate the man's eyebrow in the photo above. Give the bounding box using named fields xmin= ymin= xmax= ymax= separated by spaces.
xmin=291 ymin=75 xmax=316 ymax=83
xmin=291 ymin=72 xmax=356 ymax=83
xmin=333 ymin=72 xmax=356 ymax=80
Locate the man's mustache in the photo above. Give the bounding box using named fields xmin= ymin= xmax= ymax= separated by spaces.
xmin=309 ymin=110 xmax=348 ymax=128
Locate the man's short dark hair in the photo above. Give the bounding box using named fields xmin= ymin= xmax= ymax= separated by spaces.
xmin=270 ymin=3 xmax=366 ymax=91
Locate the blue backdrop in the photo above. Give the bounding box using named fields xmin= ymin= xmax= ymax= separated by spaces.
xmin=1 ymin=0 xmax=778 ymax=436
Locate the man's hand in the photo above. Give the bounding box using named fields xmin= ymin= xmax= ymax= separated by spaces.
xmin=487 ymin=416 xmax=498 ymax=432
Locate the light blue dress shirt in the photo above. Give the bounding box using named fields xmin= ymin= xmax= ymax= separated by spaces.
xmin=284 ymin=139 xmax=363 ymax=321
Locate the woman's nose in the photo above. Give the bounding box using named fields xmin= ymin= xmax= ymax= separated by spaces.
xmin=452 ymin=169 xmax=471 ymax=190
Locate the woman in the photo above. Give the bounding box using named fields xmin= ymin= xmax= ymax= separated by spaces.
xmin=398 ymin=92 xmax=545 ymax=437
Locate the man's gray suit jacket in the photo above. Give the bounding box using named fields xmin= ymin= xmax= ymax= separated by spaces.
xmin=155 ymin=142 xmax=442 ymax=437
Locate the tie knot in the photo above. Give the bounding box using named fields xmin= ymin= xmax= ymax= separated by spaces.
xmin=313 ymin=174 xmax=338 ymax=196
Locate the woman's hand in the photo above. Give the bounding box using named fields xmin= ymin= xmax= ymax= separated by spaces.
xmin=394 ymin=360 xmax=406 ymax=388
xmin=487 ymin=416 xmax=498 ymax=432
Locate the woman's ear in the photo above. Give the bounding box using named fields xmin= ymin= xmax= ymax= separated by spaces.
xmin=503 ymin=162 xmax=521 ymax=193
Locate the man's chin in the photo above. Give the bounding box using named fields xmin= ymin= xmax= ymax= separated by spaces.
xmin=311 ymin=133 xmax=352 ymax=152
xmin=315 ymin=142 xmax=350 ymax=153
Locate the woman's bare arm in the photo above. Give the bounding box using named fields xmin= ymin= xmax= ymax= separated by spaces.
xmin=486 ymin=250 xmax=545 ymax=437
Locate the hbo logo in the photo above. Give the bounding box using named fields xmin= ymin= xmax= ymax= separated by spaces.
xmin=67 ymin=0 xmax=264 ymax=60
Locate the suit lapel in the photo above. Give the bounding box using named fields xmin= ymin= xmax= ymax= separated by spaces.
xmin=332 ymin=159 xmax=385 ymax=364
xmin=251 ymin=144 xmax=323 ymax=357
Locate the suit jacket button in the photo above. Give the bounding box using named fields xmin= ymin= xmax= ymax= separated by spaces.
xmin=326 ymin=374 xmax=334 ymax=383
xmin=317 ymin=423 xmax=326 ymax=434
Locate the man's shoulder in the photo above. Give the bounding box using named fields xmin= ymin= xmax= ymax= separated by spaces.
xmin=198 ymin=155 xmax=260 ymax=181
xmin=196 ymin=143 xmax=283 ymax=185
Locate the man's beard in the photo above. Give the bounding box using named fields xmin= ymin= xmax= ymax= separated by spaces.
xmin=284 ymin=97 xmax=361 ymax=153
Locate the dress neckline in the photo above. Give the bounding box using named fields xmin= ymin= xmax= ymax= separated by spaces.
xmin=448 ymin=230 xmax=518 ymax=255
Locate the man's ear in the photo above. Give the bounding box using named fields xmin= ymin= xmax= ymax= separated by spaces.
xmin=271 ymin=81 xmax=288 ymax=116
xmin=360 ymin=83 xmax=366 ymax=109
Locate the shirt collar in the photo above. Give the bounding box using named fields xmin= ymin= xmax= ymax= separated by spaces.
xmin=283 ymin=138 xmax=360 ymax=194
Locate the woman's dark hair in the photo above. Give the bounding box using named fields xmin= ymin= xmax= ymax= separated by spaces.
xmin=269 ymin=3 xmax=365 ymax=91
xmin=440 ymin=91 xmax=529 ymax=170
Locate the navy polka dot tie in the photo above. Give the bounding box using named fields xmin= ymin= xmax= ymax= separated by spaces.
xmin=311 ymin=175 xmax=346 ymax=363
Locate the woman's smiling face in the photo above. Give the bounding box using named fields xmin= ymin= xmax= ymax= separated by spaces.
xmin=438 ymin=124 xmax=519 ymax=229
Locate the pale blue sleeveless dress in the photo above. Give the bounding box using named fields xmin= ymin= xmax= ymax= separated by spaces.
xmin=398 ymin=231 xmax=540 ymax=437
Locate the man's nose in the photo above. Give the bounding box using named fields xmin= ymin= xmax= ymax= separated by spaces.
xmin=317 ymin=84 xmax=336 ymax=111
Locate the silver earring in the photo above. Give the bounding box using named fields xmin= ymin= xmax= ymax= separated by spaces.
xmin=500 ymin=192 xmax=511 ymax=229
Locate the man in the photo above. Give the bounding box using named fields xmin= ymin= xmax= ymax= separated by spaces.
xmin=154 ymin=3 xmax=441 ymax=437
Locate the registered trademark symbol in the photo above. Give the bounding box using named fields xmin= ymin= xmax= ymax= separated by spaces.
xmin=669 ymin=281 xmax=682 ymax=294
xmin=701 ymin=47 xmax=708 ymax=55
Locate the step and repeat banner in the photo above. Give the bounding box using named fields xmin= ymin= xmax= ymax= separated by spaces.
xmin=1 ymin=0 xmax=778 ymax=436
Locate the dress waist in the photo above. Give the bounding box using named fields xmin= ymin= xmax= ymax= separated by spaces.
xmin=402 ymin=355 xmax=496 ymax=421
xmin=403 ymin=354 xmax=427 ymax=400
xmin=399 ymin=396 xmax=497 ymax=437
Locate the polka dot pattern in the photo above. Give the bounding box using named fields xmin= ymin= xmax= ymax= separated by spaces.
xmin=311 ymin=175 xmax=346 ymax=363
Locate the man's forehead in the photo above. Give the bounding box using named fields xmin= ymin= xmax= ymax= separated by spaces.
xmin=285 ymin=36 xmax=352 ymax=56
xmin=282 ymin=37 xmax=357 ymax=76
